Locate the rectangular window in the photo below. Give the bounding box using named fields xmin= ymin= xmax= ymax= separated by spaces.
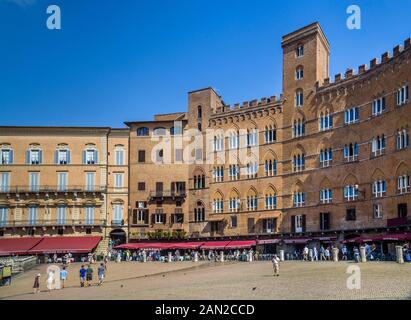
xmin=85 ymin=172 xmax=95 ymax=191
xmin=174 ymin=149 xmax=183 ymax=162
xmin=372 ymin=97 xmax=386 ymax=116
xmin=85 ymin=206 xmax=95 ymax=225
xmin=294 ymin=215 xmax=304 ymax=233
xmin=397 ymin=129 xmax=409 ymax=150
xmin=344 ymin=185 xmax=359 ymax=201
xmin=84 ymin=149 xmax=97 ymax=165
xmin=293 ymin=193 xmax=305 ymax=207
xmin=371 ymin=135 xmax=386 ymax=157
xmin=138 ymin=182 xmax=145 ymax=191
xmin=138 ymin=150 xmax=146 ymax=163
xmin=346 ymin=208 xmax=356 ymax=221
xmin=396 ymin=85 xmax=409 ymax=106
xmin=373 ymin=204 xmax=383 ymax=219
xmin=0 ymin=207 xmax=8 ymax=227
xmin=57 ymin=149 xmax=70 ymax=165
xmin=28 ymin=149 xmax=42 ymax=165
xmin=29 ymin=172 xmax=40 ymax=192
xmin=263 ymin=218 xmax=276 ymax=233
xmin=372 ymin=180 xmax=386 ymax=198
xmin=320 ymin=212 xmax=330 ymax=230
xmin=113 ymin=204 xmax=123 ymax=224
xmin=398 ymin=175 xmax=410 ymax=194
xmin=320 ymin=189 xmax=332 ymax=204
xmin=344 ymin=143 xmax=359 ymax=162
xmin=0 ymin=173 xmax=10 ymax=192
xmin=114 ymin=173 xmax=124 ymax=189
xmin=154 ymin=213 xmax=165 ymax=224
xmin=57 ymin=172 xmax=68 ymax=191
xmin=0 ymin=149 xmax=13 ymax=165
xmin=231 ymin=216 xmax=237 ymax=228
xmin=115 ymin=149 xmax=125 ymax=165
xmin=28 ymin=206 xmax=37 ymax=225
xmin=296 ymin=45 xmax=304 ymax=58
xmin=57 ymin=206 xmax=67 ymax=225
xmin=344 ymin=107 xmax=359 ymax=125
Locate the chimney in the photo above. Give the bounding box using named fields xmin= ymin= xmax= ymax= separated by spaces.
xmin=345 ymin=69 xmax=353 ymax=78
xmin=334 ymin=73 xmax=341 ymax=82
xmin=370 ymin=58 xmax=378 ymax=69
xmin=358 ymin=64 xmax=366 ymax=74
xmin=381 ymin=52 xmax=390 ymax=63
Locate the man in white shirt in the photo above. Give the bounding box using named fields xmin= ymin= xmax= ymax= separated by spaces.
xmin=272 ymin=255 xmax=280 ymax=277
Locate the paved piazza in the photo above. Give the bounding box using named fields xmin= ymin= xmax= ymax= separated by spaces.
xmin=0 ymin=261 xmax=410 ymax=300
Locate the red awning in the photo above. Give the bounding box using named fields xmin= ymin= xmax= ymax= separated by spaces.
xmin=200 ymin=241 xmax=231 ymax=250
xmin=0 ymin=237 xmax=43 ymax=256
xmin=28 ymin=236 xmax=102 ymax=254
xmin=257 ymin=239 xmax=281 ymax=245
xmin=283 ymin=238 xmax=312 ymax=244
xmin=165 ymin=242 xmax=204 ymax=250
xmin=225 ymin=240 xmax=256 ymax=249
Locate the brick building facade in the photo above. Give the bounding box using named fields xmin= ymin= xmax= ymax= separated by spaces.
xmin=1 ymin=23 xmax=410 ymax=246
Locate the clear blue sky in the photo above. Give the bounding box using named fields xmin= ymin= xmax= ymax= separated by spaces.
xmin=0 ymin=0 xmax=410 ymax=128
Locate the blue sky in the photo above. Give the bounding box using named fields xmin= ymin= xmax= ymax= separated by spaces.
xmin=0 ymin=0 xmax=410 ymax=127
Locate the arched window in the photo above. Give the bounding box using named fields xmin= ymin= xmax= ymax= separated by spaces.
xmin=229 ymin=190 xmax=240 ymax=213
xmin=246 ymin=128 xmax=258 ymax=146
xmin=264 ymin=125 xmax=276 ymax=143
xmin=265 ymin=159 xmax=277 ymax=176
xmin=320 ymin=148 xmax=333 ymax=167
xmin=296 ymin=66 xmax=304 ymax=80
xmin=292 ymin=153 xmax=305 ymax=172
xmin=265 ymin=188 xmax=277 ymax=210
xmin=246 ymin=188 xmax=258 ymax=211
xmin=396 ymin=127 xmax=409 ymax=150
xmin=137 ymin=127 xmax=149 ymax=136
xmin=153 ymin=127 xmax=166 ymax=136
xmin=212 ymin=192 xmax=224 ymax=213
xmin=246 ymin=161 xmax=258 ymax=179
xmin=343 ymin=143 xmax=359 ymax=162
xmin=194 ymin=201 xmax=205 ymax=222
xmin=83 ymin=144 xmax=98 ymax=165
xmin=319 ymin=111 xmax=333 ymax=131
xmin=293 ymin=118 xmax=305 ymax=137
xmin=295 ymin=89 xmax=304 ymax=107
xmin=197 ymin=106 xmax=202 ymax=119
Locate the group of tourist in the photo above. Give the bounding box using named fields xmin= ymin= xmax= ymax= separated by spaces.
xmin=33 ymin=260 xmax=107 ymax=294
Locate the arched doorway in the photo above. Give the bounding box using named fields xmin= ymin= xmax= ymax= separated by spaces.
xmin=109 ymin=229 xmax=127 ymax=247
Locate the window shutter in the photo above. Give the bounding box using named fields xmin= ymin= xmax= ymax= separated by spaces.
xmin=55 ymin=150 xmax=59 ymax=164
xmin=9 ymin=150 xmax=13 ymax=164
xmin=291 ymin=215 xmax=296 ymax=233
xmin=151 ymin=214 xmax=154 ymax=224
xmin=94 ymin=150 xmax=99 ymax=164
xmin=67 ymin=150 xmax=71 ymax=164
xmin=162 ymin=214 xmax=167 ymax=224
xmin=396 ymin=90 xmax=400 ymax=105
xmin=26 ymin=150 xmax=30 ymax=164
xmin=82 ymin=150 xmax=86 ymax=164
xmin=39 ymin=150 xmax=43 ymax=164
xmin=302 ymin=215 xmax=306 ymax=232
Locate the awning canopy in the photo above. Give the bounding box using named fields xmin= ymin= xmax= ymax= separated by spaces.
xmin=0 ymin=237 xmax=43 ymax=256
xmin=28 ymin=236 xmax=102 ymax=254
xmin=115 ymin=242 xmax=205 ymax=250
xmin=257 ymin=239 xmax=281 ymax=245
xmin=225 ymin=240 xmax=256 ymax=249
xmin=343 ymin=233 xmax=411 ymax=243
xmin=199 ymin=241 xmax=231 ymax=250
xmin=283 ymin=238 xmax=312 ymax=244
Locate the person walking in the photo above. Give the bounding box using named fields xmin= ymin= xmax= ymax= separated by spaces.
xmin=325 ymin=247 xmax=331 ymax=261
xmin=79 ymin=265 xmax=86 ymax=287
xmin=302 ymin=246 xmax=309 ymax=261
xmin=313 ymin=246 xmax=319 ymax=261
xmin=86 ymin=264 xmax=94 ymax=286
xmin=60 ymin=266 xmax=68 ymax=289
xmin=353 ymin=247 xmax=360 ymax=263
xmin=320 ymin=246 xmax=326 ymax=261
xmin=341 ymin=245 xmax=348 ymax=261
xmin=272 ymin=254 xmax=280 ymax=277
xmin=97 ymin=263 xmax=105 ymax=286
xmin=33 ymin=273 xmax=41 ymax=294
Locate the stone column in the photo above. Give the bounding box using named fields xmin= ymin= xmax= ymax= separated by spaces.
xmin=396 ymin=246 xmax=404 ymax=264
xmin=359 ymin=246 xmax=366 ymax=263
xmin=168 ymin=252 xmax=172 ymax=263
xmin=220 ymin=251 xmax=224 ymax=262
xmin=194 ymin=251 xmax=199 ymax=262
xmin=332 ymin=248 xmax=339 ymax=262
xmin=308 ymin=249 xmax=313 ymax=261
xmin=279 ymin=250 xmax=285 ymax=262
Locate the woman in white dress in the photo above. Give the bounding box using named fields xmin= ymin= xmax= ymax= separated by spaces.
xmin=46 ymin=270 xmax=55 ymax=292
